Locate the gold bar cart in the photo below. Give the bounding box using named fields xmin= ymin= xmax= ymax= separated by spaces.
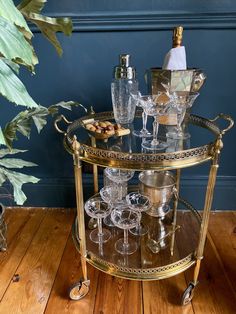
xmin=55 ymin=111 xmax=233 ymax=305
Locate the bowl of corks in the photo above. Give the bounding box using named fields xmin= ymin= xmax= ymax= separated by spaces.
xmin=82 ymin=118 xmax=130 ymax=140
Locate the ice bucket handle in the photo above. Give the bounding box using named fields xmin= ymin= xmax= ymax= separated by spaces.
xmin=210 ymin=113 xmax=234 ymax=135
xmin=191 ymin=70 xmax=206 ymax=92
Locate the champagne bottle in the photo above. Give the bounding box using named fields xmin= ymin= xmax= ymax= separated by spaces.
xmin=172 ymin=26 xmax=183 ymax=48
xmin=162 ymin=25 xmax=186 ymax=70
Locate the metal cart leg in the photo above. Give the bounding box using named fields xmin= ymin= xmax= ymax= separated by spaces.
xmin=69 ymin=137 xmax=90 ymax=301
xmin=182 ymin=141 xmax=221 ymax=305
xmin=170 ymin=169 xmax=181 ymax=256
xmin=91 ymin=137 xmax=99 ymax=194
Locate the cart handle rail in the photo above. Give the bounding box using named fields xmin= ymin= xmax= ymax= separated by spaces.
xmin=209 ymin=113 xmax=234 ymax=135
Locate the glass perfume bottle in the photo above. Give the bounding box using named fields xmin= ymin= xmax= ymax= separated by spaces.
xmin=111 ymin=54 xmax=139 ymax=124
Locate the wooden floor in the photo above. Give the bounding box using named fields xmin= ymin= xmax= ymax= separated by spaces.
xmin=0 ymin=208 xmax=235 ymax=314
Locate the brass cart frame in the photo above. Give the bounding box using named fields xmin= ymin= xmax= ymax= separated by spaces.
xmin=55 ymin=111 xmax=233 ymax=305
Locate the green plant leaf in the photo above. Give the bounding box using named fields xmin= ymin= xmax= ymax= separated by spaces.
xmin=0 ymin=127 xmax=7 ymax=146
xmin=17 ymin=0 xmax=46 ymax=14
xmin=48 ymin=101 xmax=87 ymax=116
xmin=1 ymin=58 xmax=20 ymax=74
xmin=0 ymin=17 xmax=36 ymax=70
xmin=0 ymin=172 xmax=6 ymax=186
xmin=0 ymin=158 xmax=37 ymax=169
xmin=0 ymin=59 xmax=38 ymax=108
xmin=0 ymin=0 xmax=32 ymax=39
xmin=3 ymin=106 xmax=48 ymax=148
xmin=31 ymin=106 xmax=49 ymax=132
xmin=0 ymin=149 xmax=27 ymax=158
xmin=0 ymin=167 xmax=39 ymax=204
xmin=24 ymin=13 xmax=72 ymax=56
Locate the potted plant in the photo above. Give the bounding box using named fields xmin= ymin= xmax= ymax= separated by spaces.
xmin=0 ymin=0 xmax=77 ymax=250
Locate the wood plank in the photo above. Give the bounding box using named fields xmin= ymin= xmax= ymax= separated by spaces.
xmin=0 ymin=209 xmax=74 ymax=314
xmin=3 ymin=208 xmax=33 ymax=248
xmin=0 ymin=209 xmax=45 ymax=299
xmin=142 ymin=275 xmax=194 ymax=314
xmin=208 ymin=212 xmax=236 ymax=295
xmin=180 ymin=213 xmax=236 ymax=314
xmin=45 ymin=233 xmax=99 ymax=314
xmin=94 ymin=273 xmax=143 ymax=314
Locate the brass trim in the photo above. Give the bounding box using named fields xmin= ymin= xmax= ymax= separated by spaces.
xmin=86 ymin=253 xmax=196 ymax=281
xmin=63 ymin=113 xmax=223 ymax=170
xmin=72 ymin=197 xmax=201 ymax=281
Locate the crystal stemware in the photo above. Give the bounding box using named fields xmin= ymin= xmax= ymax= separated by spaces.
xmin=126 ymin=192 xmax=152 ymax=236
xmin=141 ymin=94 xmax=171 ymax=151
xmin=166 ymin=91 xmax=199 ymax=140
xmin=100 ymin=185 xmax=120 ymax=226
xmin=131 ymin=92 xmax=152 ymax=138
xmin=111 ymin=206 xmax=141 ymax=255
xmin=85 ymin=196 xmax=111 ymax=243
xmin=106 ymin=168 xmax=135 ymax=203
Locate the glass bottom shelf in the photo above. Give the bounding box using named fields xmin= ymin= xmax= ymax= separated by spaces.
xmin=72 ymin=197 xmax=201 ymax=281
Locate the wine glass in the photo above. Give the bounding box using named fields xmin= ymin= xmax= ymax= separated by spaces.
xmin=141 ymin=94 xmax=172 ymax=151
xmin=111 ymin=206 xmax=141 ymax=255
xmin=131 ymin=92 xmax=152 ymax=138
xmin=166 ymin=91 xmax=199 ymax=140
xmin=126 ymin=192 xmax=152 ymax=236
xmin=100 ymin=185 xmax=120 ymax=226
xmin=106 ymin=168 xmax=135 ymax=203
xmin=85 ymin=196 xmax=112 ymax=243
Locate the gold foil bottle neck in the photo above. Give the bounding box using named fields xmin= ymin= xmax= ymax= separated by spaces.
xmin=172 ymin=26 xmax=183 ymax=48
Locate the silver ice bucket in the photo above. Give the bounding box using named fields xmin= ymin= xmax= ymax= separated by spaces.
xmin=139 ymin=171 xmax=176 ymax=217
xmin=147 ymin=68 xmax=206 ymax=94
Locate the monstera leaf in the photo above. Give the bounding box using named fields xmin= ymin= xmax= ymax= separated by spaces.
xmin=0 ymin=0 xmax=32 ymax=39
xmin=17 ymin=0 xmax=46 ymax=14
xmin=23 ymin=13 xmax=72 ymax=56
xmin=0 ymin=59 xmax=38 ymax=108
xmin=0 ymin=17 xmax=36 ymax=70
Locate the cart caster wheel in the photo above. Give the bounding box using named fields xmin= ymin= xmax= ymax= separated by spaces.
xmin=69 ymin=279 xmax=90 ymax=300
xmin=181 ymin=283 xmax=196 ymax=305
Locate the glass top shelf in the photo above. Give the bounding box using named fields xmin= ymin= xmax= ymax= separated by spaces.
xmin=64 ymin=111 xmax=220 ymax=170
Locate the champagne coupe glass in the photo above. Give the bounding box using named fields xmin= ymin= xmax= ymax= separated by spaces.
xmin=166 ymin=92 xmax=199 ymax=140
xmin=141 ymin=94 xmax=172 ymax=151
xmin=100 ymin=185 xmax=120 ymax=227
xmin=111 ymin=206 xmax=141 ymax=255
xmin=106 ymin=168 xmax=135 ymax=203
xmin=126 ymin=192 xmax=152 ymax=236
xmin=85 ymin=196 xmax=112 ymax=243
xmin=132 ymin=92 xmax=152 ymax=138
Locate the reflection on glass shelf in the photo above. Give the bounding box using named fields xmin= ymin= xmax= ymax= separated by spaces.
xmin=84 ymin=208 xmax=200 ymax=270
xmin=74 ymin=115 xmax=215 ymax=155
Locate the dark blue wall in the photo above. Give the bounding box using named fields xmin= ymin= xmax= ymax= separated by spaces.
xmin=3 ymin=1 xmax=236 ymax=208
